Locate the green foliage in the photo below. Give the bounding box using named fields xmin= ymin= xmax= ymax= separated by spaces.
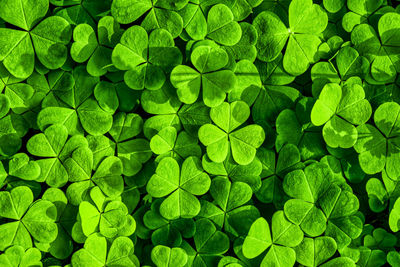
xmin=0 ymin=0 xmax=399 ymax=266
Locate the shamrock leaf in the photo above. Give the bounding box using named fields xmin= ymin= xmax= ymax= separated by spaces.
xmin=26 ymin=124 xmax=89 ymax=187
xmin=0 ymin=1 xmax=72 ymax=79
xmin=294 ymin=236 xmax=337 ymax=266
xmin=171 ymin=45 xmax=236 ymax=107
xmin=275 ymin=98 xmax=327 ymax=160
xmin=111 ymin=0 xmax=187 ymax=38
xmin=143 ymin=199 xmax=196 ymax=246
xmin=146 ymin=156 xmax=210 ymax=220
xmin=342 ymin=0 xmax=384 ymax=32
xmin=198 ymin=101 xmax=265 ymax=165
xmin=0 ymin=246 xmax=42 ymax=267
xmin=206 ymin=4 xmax=242 ymax=46
xmin=0 ymin=186 xmax=58 ymax=250
xmin=351 ymin=13 xmax=400 ymax=83
xmin=51 ymin=0 xmax=112 ymax=27
xmin=112 ymin=26 xmax=182 ymax=90
xmin=198 ymin=176 xmax=260 ymax=236
xmin=311 ymin=83 xmax=372 ymax=148
xmin=71 ymin=16 xmax=123 ymax=76
xmin=242 ymin=211 xmax=304 ymax=266
xmin=253 ymin=0 xmax=328 ymax=75
xmin=66 ymin=154 xmax=124 ymax=205
xmin=151 ymin=245 xmax=188 ymax=267
xmin=202 ymin=149 xmax=263 ymax=190
xmin=71 ymin=233 xmax=139 ymax=266
xmin=150 ymin=126 xmax=202 ymax=161
xmin=355 ymin=102 xmax=400 ymax=178
xmin=192 ymin=218 xmax=230 ymax=264
xmin=255 ymin=144 xmax=304 ymax=208
xmin=78 ymin=187 xmax=135 ymax=238
xmin=283 ymin=162 xmax=361 ymax=244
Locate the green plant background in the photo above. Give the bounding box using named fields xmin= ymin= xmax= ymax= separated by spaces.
xmin=0 ymin=0 xmax=400 ymax=266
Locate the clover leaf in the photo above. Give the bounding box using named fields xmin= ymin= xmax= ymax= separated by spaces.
xmin=26 ymin=124 xmax=89 ymax=187
xmin=111 ymin=0 xmax=187 ymax=38
xmin=71 ymin=16 xmax=123 ymax=76
xmin=147 ymin=156 xmax=210 ymax=220
xmin=77 ymin=187 xmax=135 ymax=239
xmin=71 ymin=233 xmax=139 ymax=266
xmin=198 ymin=101 xmax=265 ymax=165
xmin=143 ymin=199 xmax=196 ymax=246
xmin=311 ymin=83 xmax=372 ymax=148
xmin=242 ymin=211 xmax=304 ymax=266
xmin=198 ymin=176 xmax=260 ymax=237
xmin=150 ymin=126 xmax=202 ymax=161
xmin=0 ymin=0 xmax=72 ymax=79
xmin=151 ymin=245 xmax=188 ymax=267
xmin=256 ymin=144 xmax=304 ymax=208
xmin=112 ymin=26 xmax=182 ymax=90
xmin=66 ymin=153 xmax=124 ymax=205
xmin=276 ymin=97 xmax=327 ymax=159
xmin=0 ymin=246 xmax=42 ymax=267
xmin=0 ymin=186 xmax=58 ymax=250
xmin=171 ymin=45 xmax=236 ymax=107
xmin=351 ymin=13 xmax=400 ymax=83
xmin=253 ymin=0 xmax=328 ymax=75
xmin=283 ymin=162 xmax=360 ymax=244
xmin=294 ymin=236 xmax=337 ymax=266
xmin=355 ymin=102 xmax=400 ymax=178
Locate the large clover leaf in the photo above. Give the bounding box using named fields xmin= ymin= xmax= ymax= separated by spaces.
xmin=242 ymin=211 xmax=304 ymax=266
xmin=143 ymin=199 xmax=196 ymax=246
xmin=275 ymin=98 xmax=327 ymax=161
xmin=77 ymin=187 xmax=135 ymax=239
xmin=311 ymin=83 xmax=372 ymax=148
xmin=171 ymin=45 xmax=236 ymax=107
xmin=253 ymin=0 xmax=328 ymax=76
xmin=0 ymin=0 xmax=72 ymax=79
xmin=38 ymin=67 xmax=114 ymax=136
xmin=256 ymin=144 xmax=304 ymax=208
xmin=71 ymin=233 xmax=139 ymax=266
xmin=202 ymin=149 xmax=263 ymax=190
xmin=0 ymin=245 xmax=42 ymax=266
xmin=66 ymin=150 xmax=125 ymax=205
xmin=71 ymin=16 xmax=123 ymax=76
xmin=146 ymin=156 xmax=211 ymax=220
xmin=283 ymin=162 xmax=362 ymax=248
xmin=150 ymin=126 xmax=202 ymax=161
xmin=355 ymin=102 xmax=400 ymax=179
xmin=26 ymin=124 xmax=88 ymax=187
xmin=111 ymin=0 xmax=188 ymax=38
xmin=198 ymin=101 xmax=265 ymax=165
xmin=351 ymin=13 xmax=400 ymax=83
xmin=0 ymin=186 xmax=58 ymax=251
xmin=198 ymin=176 xmax=260 ymax=237
xmin=112 ymin=26 xmax=182 ymax=90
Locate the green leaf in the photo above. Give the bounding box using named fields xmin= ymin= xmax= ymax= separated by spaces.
xmin=151 ymin=245 xmax=188 ymax=267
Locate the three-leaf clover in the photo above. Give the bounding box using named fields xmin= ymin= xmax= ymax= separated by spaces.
xmin=112 ymin=26 xmax=182 ymax=90
xmin=311 ymin=83 xmax=372 ymax=148
xmin=151 ymin=245 xmax=188 ymax=267
xmin=0 ymin=186 xmax=58 ymax=250
xmin=171 ymin=45 xmax=236 ymax=107
xmin=351 ymin=13 xmax=400 ymax=83
xmin=253 ymin=0 xmax=328 ymax=75
xmin=71 ymin=233 xmax=139 ymax=266
xmin=146 ymin=156 xmax=211 ymax=220
xmin=71 ymin=16 xmax=123 ymax=76
xmin=198 ymin=101 xmax=265 ymax=165
xmin=26 ymin=124 xmax=88 ymax=187
xmin=0 ymin=0 xmax=72 ymax=78
xmin=355 ymin=102 xmax=400 ymax=178
xmin=242 ymin=211 xmax=304 ymax=266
